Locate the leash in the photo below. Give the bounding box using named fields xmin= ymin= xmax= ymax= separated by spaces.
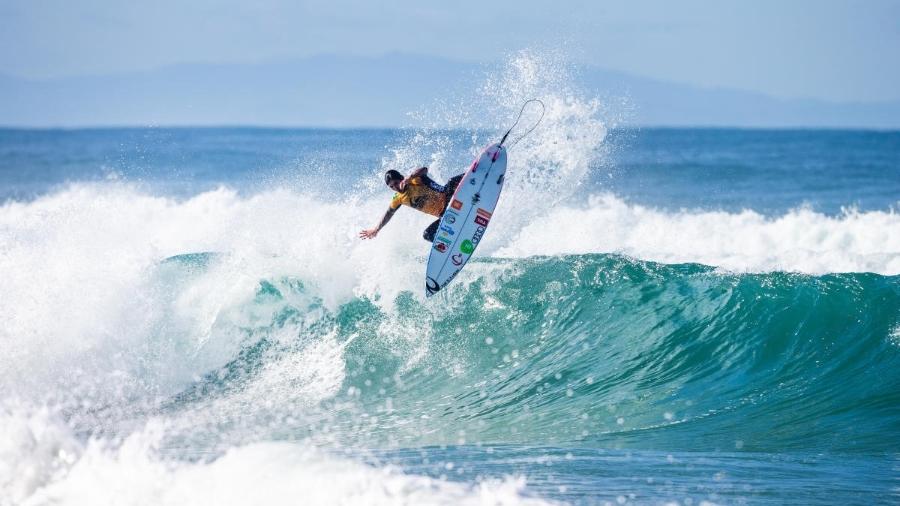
xmin=498 ymin=99 xmax=546 ymax=148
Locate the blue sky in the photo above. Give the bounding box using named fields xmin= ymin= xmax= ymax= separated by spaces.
xmin=1 ymin=0 xmax=899 ymax=103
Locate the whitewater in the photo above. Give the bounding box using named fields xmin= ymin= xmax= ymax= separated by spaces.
xmin=2 ymin=52 xmax=899 ymax=505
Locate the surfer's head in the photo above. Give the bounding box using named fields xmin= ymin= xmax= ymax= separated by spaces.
xmin=384 ymin=170 xmax=403 ymax=191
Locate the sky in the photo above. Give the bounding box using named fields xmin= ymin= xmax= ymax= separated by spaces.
xmin=1 ymin=0 xmax=899 ymax=103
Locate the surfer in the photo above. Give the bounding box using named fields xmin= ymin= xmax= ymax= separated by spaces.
xmin=359 ymin=167 xmax=463 ymax=242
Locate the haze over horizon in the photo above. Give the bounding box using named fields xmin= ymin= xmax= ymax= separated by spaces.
xmin=2 ymin=51 xmax=899 ymax=129
xmin=2 ymin=0 xmax=899 ymax=128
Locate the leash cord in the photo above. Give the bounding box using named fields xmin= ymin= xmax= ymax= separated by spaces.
xmin=499 ymin=99 xmax=545 ymax=148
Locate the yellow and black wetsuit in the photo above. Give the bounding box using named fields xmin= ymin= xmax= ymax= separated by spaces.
xmin=390 ymin=175 xmax=452 ymax=217
xmin=390 ymin=173 xmax=464 ymax=242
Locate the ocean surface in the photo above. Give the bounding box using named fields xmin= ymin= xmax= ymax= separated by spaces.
xmin=2 ymin=59 xmax=900 ymax=505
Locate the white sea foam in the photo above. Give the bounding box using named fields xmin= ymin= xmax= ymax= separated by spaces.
xmin=1 ymin=411 xmax=552 ymax=506
xmin=0 ymin=406 xmax=81 ymax=505
xmin=495 ymin=194 xmax=900 ymax=275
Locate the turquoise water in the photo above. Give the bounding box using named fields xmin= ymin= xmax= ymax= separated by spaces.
xmin=2 ymin=106 xmax=899 ymax=503
xmin=158 ymin=253 xmax=900 ymax=457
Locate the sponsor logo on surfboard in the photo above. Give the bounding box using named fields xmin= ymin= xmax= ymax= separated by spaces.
xmin=474 ymin=208 xmax=492 ymax=227
xmin=471 ymin=226 xmax=485 ymax=245
xmin=439 ymin=224 xmax=455 ymax=236
xmin=471 ymin=193 xmax=480 ymax=205
xmin=460 ymin=240 xmax=474 ymax=254
xmin=443 ymin=211 xmax=457 ymax=224
xmin=450 ymin=199 xmax=463 ymax=211
xmin=451 ymin=253 xmax=463 ymax=266
xmin=426 ymin=276 xmax=440 ymax=295
xmin=434 ymin=242 xmax=447 ymax=253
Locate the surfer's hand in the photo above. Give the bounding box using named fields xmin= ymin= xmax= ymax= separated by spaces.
xmin=359 ymin=228 xmax=378 ymax=239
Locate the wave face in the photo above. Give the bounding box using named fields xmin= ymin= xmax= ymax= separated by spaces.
xmin=152 ymin=253 xmax=900 ymax=454
xmin=372 ymin=256 xmax=900 ymax=453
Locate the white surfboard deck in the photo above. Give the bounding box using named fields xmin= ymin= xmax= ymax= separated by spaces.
xmin=425 ymin=142 xmax=507 ymax=297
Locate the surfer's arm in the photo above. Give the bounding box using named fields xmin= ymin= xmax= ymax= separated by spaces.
xmin=359 ymin=206 xmax=398 ymax=239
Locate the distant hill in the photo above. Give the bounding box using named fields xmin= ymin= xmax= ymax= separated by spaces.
xmin=581 ymin=68 xmax=900 ymax=129
xmin=1 ymin=53 xmax=898 ymax=128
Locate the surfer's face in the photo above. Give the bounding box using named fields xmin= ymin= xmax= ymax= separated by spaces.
xmin=387 ymin=178 xmax=403 ymax=192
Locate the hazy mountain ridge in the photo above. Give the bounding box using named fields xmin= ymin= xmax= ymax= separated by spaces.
xmin=1 ymin=53 xmax=898 ymax=128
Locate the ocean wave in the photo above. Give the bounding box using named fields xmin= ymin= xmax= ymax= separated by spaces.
xmin=3 ymin=202 xmax=897 ymax=456
xmin=325 ymin=255 xmax=900 ymax=453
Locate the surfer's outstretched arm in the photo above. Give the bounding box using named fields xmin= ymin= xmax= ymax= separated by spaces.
xmin=359 ymin=206 xmax=397 ymax=239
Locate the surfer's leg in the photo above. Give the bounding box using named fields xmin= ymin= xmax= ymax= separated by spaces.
xmin=423 ymin=219 xmax=440 ymax=242
xmin=439 ymin=174 xmax=465 ymax=215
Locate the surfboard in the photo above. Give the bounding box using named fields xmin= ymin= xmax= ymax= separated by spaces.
xmin=425 ymin=142 xmax=507 ymax=296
